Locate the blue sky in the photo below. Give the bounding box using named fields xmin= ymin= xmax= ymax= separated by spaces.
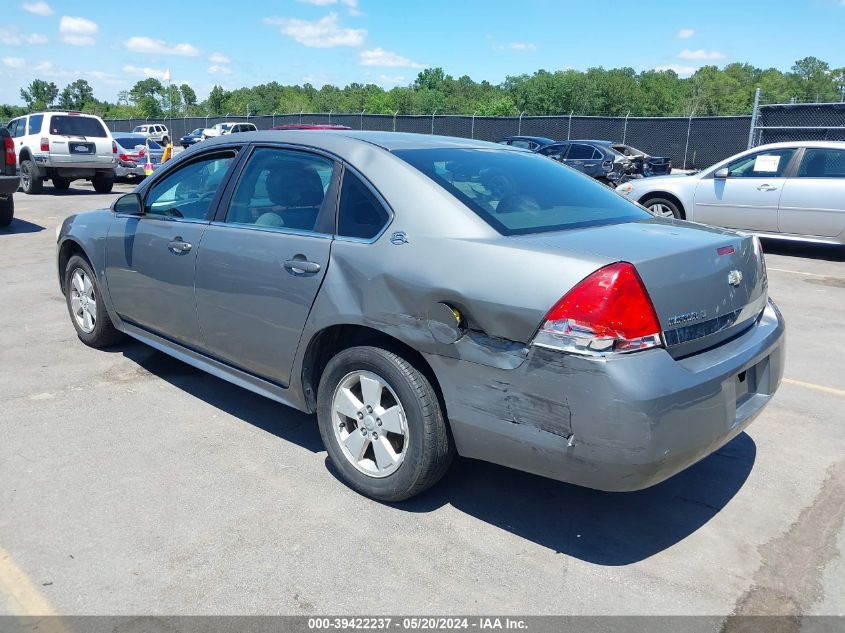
xmin=2 ymin=0 xmax=844 ymax=105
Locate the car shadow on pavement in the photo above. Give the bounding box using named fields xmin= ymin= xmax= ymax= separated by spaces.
xmin=116 ymin=342 xmax=325 ymax=453
xmin=114 ymin=341 xmax=756 ymax=566
xmin=395 ymin=432 xmax=756 ymax=566
xmin=760 ymin=238 xmax=845 ymax=262
xmin=0 ymin=218 xmax=45 ymax=234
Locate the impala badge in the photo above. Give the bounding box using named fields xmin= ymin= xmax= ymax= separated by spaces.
xmin=728 ymin=270 xmax=743 ymax=286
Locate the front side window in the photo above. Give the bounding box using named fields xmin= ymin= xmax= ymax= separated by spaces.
xmin=797 ymin=148 xmax=845 ymax=178
xmin=49 ymin=115 xmax=107 ymax=138
xmin=337 ymin=171 xmax=390 ymax=239
xmin=145 ymin=152 xmax=235 ymax=220
xmin=395 ymin=148 xmax=649 ymax=236
xmin=726 ymin=149 xmax=796 ymax=178
xmin=224 ymin=147 xmax=334 ymax=232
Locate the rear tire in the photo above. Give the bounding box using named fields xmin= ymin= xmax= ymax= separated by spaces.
xmin=643 ymin=196 xmax=684 ymax=219
xmin=92 ymin=173 xmax=114 ymax=194
xmin=64 ymin=255 xmax=123 ymax=348
xmin=20 ymin=160 xmax=43 ymax=194
xmin=52 ymin=177 xmax=71 ymax=191
xmin=0 ymin=197 xmax=13 ymax=227
xmin=317 ymin=345 xmax=454 ymax=502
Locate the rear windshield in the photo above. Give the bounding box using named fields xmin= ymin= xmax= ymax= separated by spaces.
xmin=115 ymin=137 xmax=162 ymax=150
xmin=50 ymin=115 xmax=107 ymax=138
xmin=394 ymin=148 xmax=649 ymax=235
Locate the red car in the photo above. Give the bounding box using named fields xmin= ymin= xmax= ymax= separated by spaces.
xmin=271 ymin=124 xmax=352 ymax=131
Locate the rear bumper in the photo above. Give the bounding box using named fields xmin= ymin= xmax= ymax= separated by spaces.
xmin=426 ymin=299 xmax=785 ymax=492
xmin=0 ymin=175 xmax=19 ymax=196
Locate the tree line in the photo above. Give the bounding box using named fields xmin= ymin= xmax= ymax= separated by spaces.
xmin=3 ymin=56 xmax=843 ymax=122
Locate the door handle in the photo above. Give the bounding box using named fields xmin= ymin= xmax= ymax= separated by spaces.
xmin=756 ymin=184 xmax=778 ymax=191
xmin=283 ymin=256 xmax=321 ymax=275
xmin=167 ymin=237 xmax=192 ymax=255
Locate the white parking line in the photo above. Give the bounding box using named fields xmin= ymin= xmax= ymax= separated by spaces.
xmin=768 ymin=268 xmax=829 ymax=278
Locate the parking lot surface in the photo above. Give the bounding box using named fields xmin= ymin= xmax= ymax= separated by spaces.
xmin=1 ymin=183 xmax=843 ymax=619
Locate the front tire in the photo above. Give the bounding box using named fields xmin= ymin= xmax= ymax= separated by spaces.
xmin=317 ymin=346 xmax=454 ymax=501
xmin=20 ymin=160 xmax=43 ymax=194
xmin=64 ymin=255 xmax=123 ymax=348
xmin=0 ymin=197 xmax=13 ymax=227
xmin=92 ymin=173 xmax=114 ymax=194
xmin=644 ymin=196 xmax=684 ymax=219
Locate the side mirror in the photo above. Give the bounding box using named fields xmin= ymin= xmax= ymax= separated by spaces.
xmin=714 ymin=168 xmax=729 ymax=179
xmin=112 ymin=192 xmax=143 ymax=215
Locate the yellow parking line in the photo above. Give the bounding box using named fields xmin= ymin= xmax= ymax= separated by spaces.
xmin=768 ymin=267 xmax=829 ymax=278
xmin=783 ymin=378 xmax=845 ymax=398
xmin=0 ymin=546 xmax=73 ymax=632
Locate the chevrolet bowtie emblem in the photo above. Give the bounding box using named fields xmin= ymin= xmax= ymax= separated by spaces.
xmin=728 ymin=270 xmax=743 ymax=286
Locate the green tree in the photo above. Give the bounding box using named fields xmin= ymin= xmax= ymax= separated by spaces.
xmin=58 ymin=79 xmax=95 ymax=111
xmin=179 ymin=84 xmax=197 ymax=109
xmin=20 ymin=79 xmax=59 ymax=110
xmin=206 ymin=85 xmax=227 ymax=115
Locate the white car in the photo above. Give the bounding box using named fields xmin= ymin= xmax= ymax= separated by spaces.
xmin=6 ymin=111 xmax=116 ymax=194
xmin=616 ymin=141 xmax=845 ymax=245
xmin=131 ymin=124 xmax=170 ymax=145
xmin=201 ymin=121 xmax=257 ymax=140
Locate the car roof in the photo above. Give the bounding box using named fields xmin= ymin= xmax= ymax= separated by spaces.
xmin=501 ymin=135 xmax=555 ymax=143
xmin=197 ymin=130 xmax=509 ymax=153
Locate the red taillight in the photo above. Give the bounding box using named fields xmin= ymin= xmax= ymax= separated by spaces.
xmin=118 ymin=153 xmax=130 ymax=162
xmin=40 ymin=137 xmax=50 ymax=152
xmin=112 ymin=140 xmax=117 ymax=154
xmin=4 ymin=135 xmax=14 ymax=164
xmin=533 ymin=262 xmax=663 ymax=355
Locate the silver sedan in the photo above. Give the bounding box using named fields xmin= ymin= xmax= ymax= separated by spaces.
xmin=56 ymin=131 xmax=785 ymax=501
xmin=617 ymin=141 xmax=845 ymax=245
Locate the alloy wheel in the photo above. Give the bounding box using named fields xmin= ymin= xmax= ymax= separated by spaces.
xmin=649 ymin=202 xmax=675 ymax=218
xmin=331 ymin=370 xmax=409 ymax=478
xmin=70 ymin=268 xmax=97 ymax=333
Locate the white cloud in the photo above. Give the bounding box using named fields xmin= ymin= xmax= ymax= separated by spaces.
xmin=377 ymin=74 xmax=405 ymax=86
xmin=263 ymin=13 xmax=366 ymax=47
xmin=0 ymin=32 xmax=48 ymax=46
xmin=59 ymin=16 xmax=98 ymax=46
xmin=122 ymin=64 xmax=169 ymax=80
xmin=125 ymin=36 xmax=199 ymax=56
xmin=677 ymin=28 xmax=695 ymax=39
xmin=208 ymin=65 xmax=232 ymax=75
xmin=678 ymin=48 xmax=725 ymax=60
xmin=26 ymin=33 xmax=48 ymax=44
xmin=2 ymin=57 xmax=26 ymax=68
xmin=34 ymin=60 xmax=54 ymax=73
xmin=23 ymin=1 xmax=53 ymax=16
xmin=341 ymin=0 xmax=361 ymax=16
xmin=653 ymin=64 xmax=699 ymax=77
xmin=497 ymin=42 xmax=536 ymax=51
xmin=359 ymin=48 xmax=424 ymax=68
xmin=209 ymin=52 xmax=230 ymax=64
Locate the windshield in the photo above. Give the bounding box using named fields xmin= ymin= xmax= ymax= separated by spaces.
xmin=51 ymin=115 xmax=107 ymax=137
xmin=190 ymin=128 xmax=203 ymax=135
xmin=394 ymin=148 xmax=649 ymax=235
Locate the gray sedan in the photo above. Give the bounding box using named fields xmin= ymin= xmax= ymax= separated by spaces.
xmin=616 ymin=141 xmax=845 ymax=245
xmin=56 ymin=131 xmax=785 ymax=501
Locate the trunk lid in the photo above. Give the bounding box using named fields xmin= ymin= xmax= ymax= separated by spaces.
xmin=513 ymin=218 xmax=767 ymax=357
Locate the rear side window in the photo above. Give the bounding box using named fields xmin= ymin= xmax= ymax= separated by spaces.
xmin=395 ymin=148 xmax=649 ymax=236
xmin=337 ymin=171 xmax=390 ymax=239
xmin=50 ymin=115 xmax=107 ymax=138
xmin=509 ymin=140 xmax=531 ymax=149
xmin=28 ymin=115 xmax=43 ymax=135
xmin=567 ymin=144 xmax=594 ymax=160
xmin=7 ymin=119 xmax=19 ymax=137
xmin=797 ymin=148 xmax=845 ymax=178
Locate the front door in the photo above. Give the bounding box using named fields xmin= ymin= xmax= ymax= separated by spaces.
xmin=693 ymin=147 xmax=797 ymax=231
xmin=104 ymin=149 xmax=239 ymax=348
xmin=194 ymin=146 xmax=337 ymax=386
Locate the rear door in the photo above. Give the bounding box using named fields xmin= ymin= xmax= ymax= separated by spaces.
xmin=194 ymin=145 xmax=337 ymax=386
xmin=693 ymin=147 xmax=797 ymax=231
xmin=562 ymin=143 xmax=597 ymax=175
xmin=105 ymin=148 xmax=241 ymax=348
xmin=778 ymin=147 xmax=845 ymax=238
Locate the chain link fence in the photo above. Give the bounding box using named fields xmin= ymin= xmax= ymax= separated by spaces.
xmin=104 ymin=112 xmax=754 ymax=169
xmin=751 ymin=102 xmax=845 ymax=146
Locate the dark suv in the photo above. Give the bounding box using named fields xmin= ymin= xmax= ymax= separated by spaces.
xmin=0 ymin=126 xmax=20 ymax=227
